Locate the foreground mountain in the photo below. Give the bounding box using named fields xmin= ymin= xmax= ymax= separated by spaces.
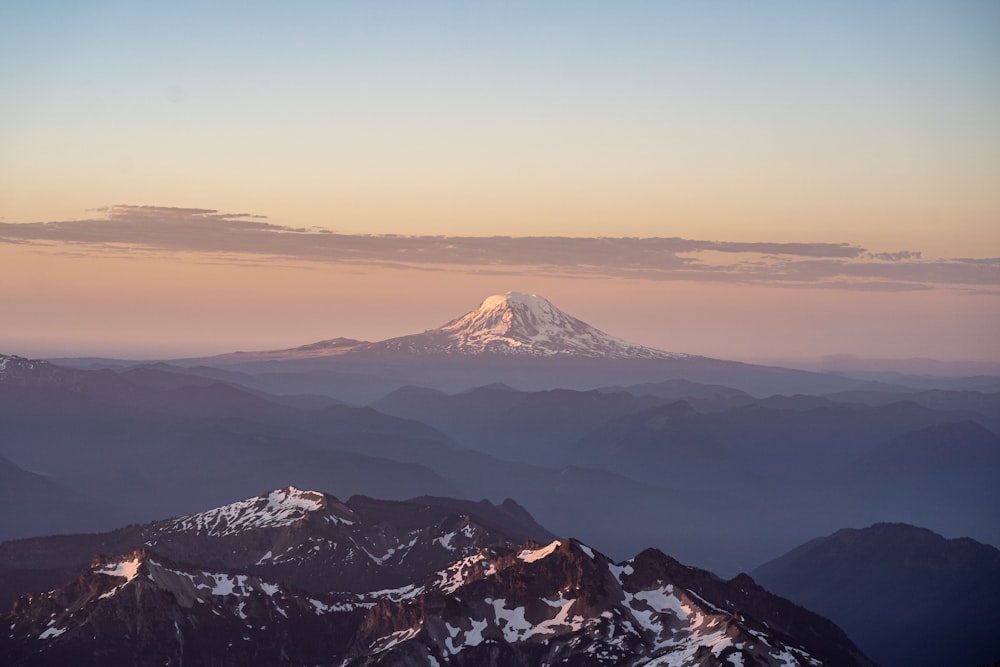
xmin=0 ymin=488 xmax=874 ymax=666
xmin=0 ymin=486 xmax=553 ymax=609
xmin=752 ymin=523 xmax=1000 ymax=667
xmin=339 ymin=539 xmax=874 ymax=667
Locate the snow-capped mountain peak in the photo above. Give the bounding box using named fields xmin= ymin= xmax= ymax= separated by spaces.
xmin=441 ymin=293 xmax=577 ymax=343
xmin=168 ymin=291 xmax=689 ymax=362
xmin=155 ymin=486 xmax=345 ymax=537
xmin=376 ymin=292 xmax=687 ymax=359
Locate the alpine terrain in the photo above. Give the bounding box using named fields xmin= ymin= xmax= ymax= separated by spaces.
xmin=0 ymin=487 xmax=875 ymax=667
xmin=0 ymin=486 xmax=554 ymax=609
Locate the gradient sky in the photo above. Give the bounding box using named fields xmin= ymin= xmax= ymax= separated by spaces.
xmin=1 ymin=2 xmax=998 ymax=364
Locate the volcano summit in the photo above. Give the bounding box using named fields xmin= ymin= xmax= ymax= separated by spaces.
xmin=371 ymin=292 xmax=686 ymax=359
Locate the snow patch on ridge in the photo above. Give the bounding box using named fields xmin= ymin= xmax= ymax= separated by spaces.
xmin=370 ymin=624 xmax=423 ymax=654
xmin=445 ymin=618 xmax=488 ymax=655
xmin=95 ymin=557 xmax=142 ymax=585
xmin=38 ymin=626 xmax=67 ymax=640
xmin=95 ymin=556 xmax=144 ymax=599
xmin=518 ymin=540 xmax=562 ymax=563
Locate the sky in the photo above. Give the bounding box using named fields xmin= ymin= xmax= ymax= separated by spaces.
xmin=1 ymin=1 xmax=998 ymax=365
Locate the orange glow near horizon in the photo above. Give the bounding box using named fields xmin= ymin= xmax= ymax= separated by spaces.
xmin=1 ymin=242 xmax=996 ymax=363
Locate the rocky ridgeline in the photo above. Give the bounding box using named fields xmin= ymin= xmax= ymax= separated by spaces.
xmin=0 ymin=489 xmax=873 ymax=666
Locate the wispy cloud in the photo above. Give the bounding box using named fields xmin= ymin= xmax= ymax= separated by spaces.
xmin=2 ymin=205 xmax=997 ymax=292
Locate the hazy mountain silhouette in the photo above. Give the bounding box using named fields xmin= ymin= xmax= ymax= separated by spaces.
xmin=753 ymin=523 xmax=1000 ymax=667
xmin=3 ymin=349 xmax=998 ymax=577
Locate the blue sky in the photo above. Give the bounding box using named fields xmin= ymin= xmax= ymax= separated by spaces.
xmin=3 ymin=1 xmax=997 ymax=245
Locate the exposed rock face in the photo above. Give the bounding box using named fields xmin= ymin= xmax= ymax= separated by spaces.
xmin=2 ymin=497 xmax=875 ymax=667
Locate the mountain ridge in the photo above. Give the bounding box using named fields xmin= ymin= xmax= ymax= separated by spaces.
xmin=0 ymin=488 xmax=875 ymax=667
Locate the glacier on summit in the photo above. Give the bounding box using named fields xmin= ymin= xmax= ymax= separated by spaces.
xmin=374 ymin=292 xmax=689 ymax=359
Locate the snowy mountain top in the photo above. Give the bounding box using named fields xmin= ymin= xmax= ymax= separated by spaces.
xmin=155 ymin=486 xmax=350 ymax=537
xmin=167 ymin=291 xmax=689 ymax=362
xmin=473 ymin=291 xmax=558 ymax=318
xmin=375 ymin=292 xmax=689 ymax=359
xmin=121 ymin=488 xmax=539 ymax=598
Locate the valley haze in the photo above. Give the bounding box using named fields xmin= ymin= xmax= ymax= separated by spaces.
xmin=3 ymin=292 xmax=997 ymax=568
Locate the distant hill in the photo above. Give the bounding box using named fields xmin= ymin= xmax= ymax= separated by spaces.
xmin=753 ymin=523 xmax=1000 ymax=667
